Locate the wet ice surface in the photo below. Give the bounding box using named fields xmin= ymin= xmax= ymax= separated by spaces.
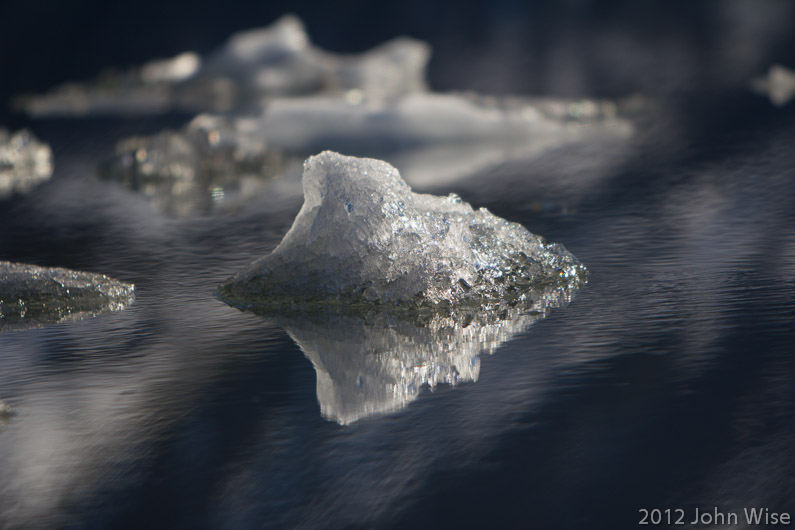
xmin=0 ymin=262 xmax=135 ymax=332
xmin=219 ymin=152 xmax=586 ymax=311
xmin=0 ymin=128 xmax=52 ymax=198
xmin=16 ymin=15 xmax=429 ymax=116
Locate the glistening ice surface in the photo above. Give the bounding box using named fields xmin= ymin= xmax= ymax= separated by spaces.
xmin=0 ymin=128 xmax=52 ymax=198
xmin=0 ymin=262 xmax=135 ymax=332
xmin=219 ymin=151 xmax=586 ymax=311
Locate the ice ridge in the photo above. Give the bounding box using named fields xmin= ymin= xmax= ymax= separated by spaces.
xmin=218 ymin=151 xmax=587 ymax=312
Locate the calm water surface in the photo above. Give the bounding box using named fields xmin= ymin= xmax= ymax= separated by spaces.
xmin=1 ymin=91 xmax=794 ymax=529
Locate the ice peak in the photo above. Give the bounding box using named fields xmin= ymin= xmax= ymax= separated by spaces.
xmin=219 ymin=152 xmax=586 ymax=313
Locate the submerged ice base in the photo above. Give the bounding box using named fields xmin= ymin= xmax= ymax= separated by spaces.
xmin=219 ymin=152 xmax=586 ymax=311
xmin=0 ymin=262 xmax=135 ymax=332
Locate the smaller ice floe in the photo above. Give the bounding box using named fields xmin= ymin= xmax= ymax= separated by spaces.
xmin=0 ymin=128 xmax=53 ymax=198
xmin=273 ymin=287 xmax=573 ymax=424
xmin=98 ymin=114 xmax=291 ymax=216
xmin=751 ymin=65 xmax=795 ymax=106
xmin=17 ymin=15 xmax=430 ymax=116
xmin=0 ymin=262 xmax=135 ymax=332
xmin=218 ymin=151 xmax=587 ymax=312
xmin=253 ymin=92 xmax=632 ymax=158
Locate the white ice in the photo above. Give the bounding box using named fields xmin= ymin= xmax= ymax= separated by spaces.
xmin=218 ymin=151 xmax=586 ymax=311
xmin=0 ymin=128 xmax=53 ymax=198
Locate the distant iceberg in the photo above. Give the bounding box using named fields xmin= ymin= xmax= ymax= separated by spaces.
xmin=218 ymin=152 xmax=586 ymax=312
xmin=0 ymin=262 xmax=135 ymax=332
xmin=16 ymin=15 xmax=429 ymax=116
xmin=0 ymin=128 xmax=53 ymax=198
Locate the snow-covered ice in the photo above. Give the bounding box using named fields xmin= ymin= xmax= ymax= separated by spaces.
xmin=0 ymin=262 xmax=135 ymax=332
xmin=0 ymin=128 xmax=53 ymax=198
xmin=252 ymin=92 xmax=632 ymax=154
xmin=218 ymin=152 xmax=586 ymax=311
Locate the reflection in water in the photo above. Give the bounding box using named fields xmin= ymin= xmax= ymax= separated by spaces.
xmin=259 ymin=284 xmax=579 ymax=424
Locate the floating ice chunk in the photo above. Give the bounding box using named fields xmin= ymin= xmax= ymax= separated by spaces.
xmin=751 ymin=65 xmax=795 ymax=106
xmin=0 ymin=128 xmax=53 ymax=198
xmin=98 ymin=116 xmax=288 ymax=216
xmin=254 ymin=92 xmax=632 ymax=154
xmin=272 ymin=286 xmax=574 ymax=424
xmin=0 ymin=262 xmax=135 ymax=332
xmin=140 ymin=52 xmax=201 ymax=84
xmin=218 ymin=152 xmax=587 ymax=311
xmin=17 ymin=15 xmax=430 ymax=116
xmin=329 ymin=38 xmax=429 ymax=101
xmin=257 ymin=93 xmax=632 ymax=152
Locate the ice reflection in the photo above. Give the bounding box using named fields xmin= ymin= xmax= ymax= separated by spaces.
xmin=258 ymin=284 xmax=579 ymax=424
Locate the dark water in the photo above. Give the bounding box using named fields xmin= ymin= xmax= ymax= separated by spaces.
xmin=2 ymin=3 xmax=795 ymax=530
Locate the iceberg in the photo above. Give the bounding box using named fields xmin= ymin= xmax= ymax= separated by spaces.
xmin=16 ymin=15 xmax=429 ymax=116
xmin=0 ymin=262 xmax=135 ymax=332
xmin=218 ymin=152 xmax=586 ymax=312
xmin=271 ymin=286 xmax=575 ymax=424
xmin=97 ymin=114 xmax=292 ymax=216
xmin=751 ymin=65 xmax=795 ymax=106
xmin=0 ymin=128 xmax=53 ymax=198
